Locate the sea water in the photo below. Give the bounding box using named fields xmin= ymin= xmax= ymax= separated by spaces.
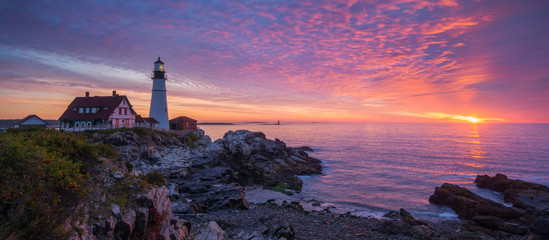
xmin=200 ymin=123 xmax=549 ymax=219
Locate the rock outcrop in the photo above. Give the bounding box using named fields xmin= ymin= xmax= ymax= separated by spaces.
xmin=172 ymin=130 xmax=322 ymax=213
xmin=214 ymin=130 xmax=322 ymax=190
xmin=67 ymin=186 xmax=189 ymax=240
xmin=67 ymin=128 xmax=323 ymax=239
xmin=475 ymin=173 xmax=549 ymax=214
xmin=430 ymin=174 xmax=549 ymax=238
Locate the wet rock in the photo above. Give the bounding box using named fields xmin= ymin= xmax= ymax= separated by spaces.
xmin=429 ymin=183 xmax=521 ymax=220
xmin=295 ymin=146 xmax=314 ymax=152
xmin=308 ymin=199 xmax=321 ymax=207
xmin=475 ymin=174 xmax=549 ymax=215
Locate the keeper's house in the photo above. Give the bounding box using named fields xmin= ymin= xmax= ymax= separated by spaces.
xmin=58 ymin=91 xmax=138 ymax=131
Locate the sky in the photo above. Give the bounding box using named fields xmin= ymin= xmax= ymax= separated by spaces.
xmin=1 ymin=0 xmax=548 ymax=123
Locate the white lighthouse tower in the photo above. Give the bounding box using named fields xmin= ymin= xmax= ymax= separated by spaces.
xmin=149 ymin=57 xmax=169 ymax=130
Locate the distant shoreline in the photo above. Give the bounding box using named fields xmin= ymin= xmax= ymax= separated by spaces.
xmin=198 ymin=122 xmax=235 ymax=125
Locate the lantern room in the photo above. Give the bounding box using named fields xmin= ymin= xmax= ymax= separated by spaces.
xmin=154 ymin=57 xmax=164 ymax=72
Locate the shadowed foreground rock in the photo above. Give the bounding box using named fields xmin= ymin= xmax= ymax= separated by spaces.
xmin=430 ymin=174 xmax=549 ymax=239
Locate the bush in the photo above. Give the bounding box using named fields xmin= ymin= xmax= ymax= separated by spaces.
xmin=184 ymin=133 xmax=199 ymax=149
xmin=0 ymin=128 xmax=107 ymax=238
xmin=144 ymin=170 xmax=166 ymax=186
xmin=125 ymin=161 xmax=133 ymax=172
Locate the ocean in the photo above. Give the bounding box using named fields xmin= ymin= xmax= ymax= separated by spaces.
xmin=200 ymin=123 xmax=549 ymax=219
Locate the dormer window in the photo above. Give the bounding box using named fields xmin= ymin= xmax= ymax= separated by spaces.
xmin=79 ymin=108 xmax=84 ymax=113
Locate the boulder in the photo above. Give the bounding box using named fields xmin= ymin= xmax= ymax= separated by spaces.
xmin=191 ymin=221 xmax=227 ymax=240
xmin=376 ymin=209 xmax=436 ymax=239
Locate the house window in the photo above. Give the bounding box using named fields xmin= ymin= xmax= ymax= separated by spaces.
xmin=124 ymin=108 xmax=127 ymax=115
xmin=79 ymin=108 xmax=84 ymax=113
xmin=86 ymin=107 xmax=90 ymax=113
xmin=119 ymin=108 xmax=122 ymax=115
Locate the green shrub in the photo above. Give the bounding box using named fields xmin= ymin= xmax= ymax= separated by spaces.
xmin=0 ymin=129 xmax=107 ymax=238
xmin=125 ymin=161 xmax=133 ymax=172
xmin=184 ymin=133 xmax=199 ymax=149
xmin=144 ymin=170 xmax=166 ymax=186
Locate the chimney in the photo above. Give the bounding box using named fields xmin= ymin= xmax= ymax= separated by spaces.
xmin=85 ymin=91 xmax=89 ymax=98
xmin=112 ymin=90 xmax=116 ymax=97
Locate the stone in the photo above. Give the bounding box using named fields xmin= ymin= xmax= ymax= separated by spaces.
xmin=192 ymin=221 xmax=227 ymax=240
xmin=111 ymin=204 xmax=121 ymax=216
xmin=112 ymin=171 xmax=124 ymax=179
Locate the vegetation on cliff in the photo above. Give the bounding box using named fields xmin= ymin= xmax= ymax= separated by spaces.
xmin=0 ymin=127 xmax=116 ymax=239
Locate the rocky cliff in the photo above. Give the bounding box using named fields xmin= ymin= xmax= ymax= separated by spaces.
xmin=62 ymin=128 xmax=322 ymax=239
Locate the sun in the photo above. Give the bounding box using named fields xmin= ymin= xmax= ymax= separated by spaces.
xmin=464 ymin=116 xmax=479 ymax=123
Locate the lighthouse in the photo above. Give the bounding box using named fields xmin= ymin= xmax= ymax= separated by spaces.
xmin=149 ymin=57 xmax=169 ymax=130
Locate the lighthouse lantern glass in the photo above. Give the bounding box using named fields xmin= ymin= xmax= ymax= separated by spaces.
xmin=155 ymin=62 xmax=164 ymax=72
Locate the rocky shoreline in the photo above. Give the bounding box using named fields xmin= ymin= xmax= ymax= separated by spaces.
xmin=58 ymin=128 xmax=549 ymax=239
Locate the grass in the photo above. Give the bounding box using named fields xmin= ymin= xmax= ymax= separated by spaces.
xmin=267 ymin=182 xmax=294 ymax=196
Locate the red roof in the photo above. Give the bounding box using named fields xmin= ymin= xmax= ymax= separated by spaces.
xmin=58 ymin=95 xmax=136 ymax=121
xmin=170 ymin=116 xmax=197 ymax=122
xmin=143 ymin=117 xmax=159 ymax=124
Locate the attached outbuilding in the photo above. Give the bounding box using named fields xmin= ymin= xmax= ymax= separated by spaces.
xmin=136 ymin=115 xmax=159 ymax=129
xmin=169 ymin=116 xmax=197 ymax=130
xmin=17 ymin=115 xmax=49 ymax=128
